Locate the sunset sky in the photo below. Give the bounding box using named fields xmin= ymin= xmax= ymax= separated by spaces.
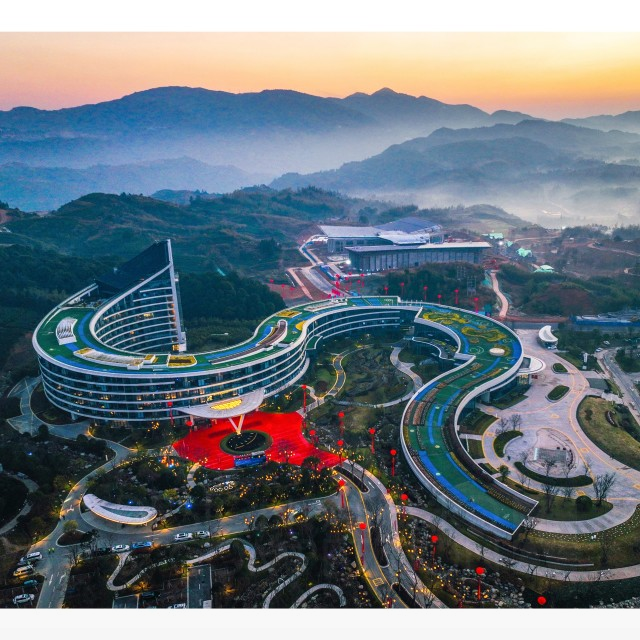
xmin=2 ymin=31 xmax=640 ymax=119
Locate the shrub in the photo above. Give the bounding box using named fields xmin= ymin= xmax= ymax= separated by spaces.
xmin=494 ymin=430 xmax=523 ymax=457
xmin=547 ymin=385 xmax=570 ymax=401
xmin=576 ymin=495 xmax=593 ymax=512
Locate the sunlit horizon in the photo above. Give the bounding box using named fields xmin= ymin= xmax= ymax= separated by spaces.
xmin=2 ymin=32 xmax=640 ymax=119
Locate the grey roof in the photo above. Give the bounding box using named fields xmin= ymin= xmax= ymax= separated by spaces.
xmin=346 ymin=242 xmax=491 ymax=253
xmin=376 ymin=216 xmax=442 ymax=234
xmin=319 ymin=225 xmax=379 ymax=238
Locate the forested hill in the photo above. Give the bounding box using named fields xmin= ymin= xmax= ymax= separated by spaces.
xmin=4 ymin=188 xmax=372 ymax=274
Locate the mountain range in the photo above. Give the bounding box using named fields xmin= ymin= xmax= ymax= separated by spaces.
xmin=2 ymin=86 xmax=640 ymax=223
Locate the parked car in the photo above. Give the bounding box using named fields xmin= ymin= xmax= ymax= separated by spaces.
xmin=595 ymin=347 xmax=603 ymax=352
xmin=20 ymin=552 xmax=42 ymax=564
xmin=131 ymin=541 xmax=153 ymax=550
xmin=194 ymin=531 xmax=210 ymax=539
xmin=13 ymin=566 xmax=34 ymax=578
xmin=167 ymin=603 xmax=187 ymax=608
xmin=140 ymin=591 xmax=158 ymax=599
xmin=174 ymin=532 xmax=193 ymax=542
xmin=94 ymin=547 xmax=111 ymax=556
xmin=13 ymin=593 xmax=35 ymax=605
xmin=111 ymin=544 xmax=130 ymax=553
xmin=23 ymin=579 xmax=39 ymax=589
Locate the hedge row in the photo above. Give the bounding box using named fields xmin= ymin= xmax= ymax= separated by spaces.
xmin=514 ymin=461 xmax=592 ymax=487
xmin=493 ymin=430 xmax=523 ymax=457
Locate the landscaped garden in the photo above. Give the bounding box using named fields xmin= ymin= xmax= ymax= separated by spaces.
xmin=339 ymin=344 xmax=411 ymax=405
xmin=458 ymin=409 xmax=497 ymax=436
xmin=552 ymin=362 xmax=568 ymax=374
xmin=577 ymin=396 xmax=640 ymax=471
xmin=0 ymin=421 xmax=112 ymax=545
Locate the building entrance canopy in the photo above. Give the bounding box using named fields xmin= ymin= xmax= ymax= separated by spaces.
xmin=177 ymin=388 xmax=265 ymax=434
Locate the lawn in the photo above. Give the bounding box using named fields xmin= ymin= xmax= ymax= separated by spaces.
xmin=458 ymin=410 xmax=497 ymax=435
xmin=552 ymin=363 xmax=568 ymax=374
xmin=547 ymin=385 xmax=570 ymax=401
xmin=514 ymin=505 xmax=640 ymax=570
xmin=493 ymin=430 xmax=522 ymax=457
xmin=577 ymin=396 xmax=640 ymax=471
xmin=465 ymin=438 xmax=485 ymax=459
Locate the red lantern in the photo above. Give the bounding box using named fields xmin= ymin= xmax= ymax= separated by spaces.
xmin=338 ymin=478 xmax=346 ymax=508
xmin=390 ymin=448 xmax=397 ymax=476
xmin=474 ymin=296 xmax=479 ymax=312
xmin=431 ymin=535 xmax=438 ymax=544
xmin=390 ymin=449 xmax=397 ymax=456
xmin=422 ymin=285 xmax=428 ymax=302
xmin=338 ymin=411 xmax=345 ymax=419
xmin=368 ymin=427 xmax=376 ymax=453
xmin=337 ymin=439 xmax=344 ymax=447
xmin=401 ymin=493 xmax=408 ymax=502
xmin=454 ymin=288 xmax=459 ymax=305
xmin=476 ymin=566 xmax=485 ymax=601
xmin=358 ymin=521 xmax=366 ymax=558
xmin=537 ymin=596 xmax=547 ymax=606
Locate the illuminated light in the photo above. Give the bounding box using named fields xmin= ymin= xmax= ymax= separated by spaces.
xmin=538 ymin=596 xmax=547 ymax=606
xmin=210 ymin=398 xmax=243 ymax=411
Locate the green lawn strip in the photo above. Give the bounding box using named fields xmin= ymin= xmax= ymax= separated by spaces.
xmin=552 ymin=363 xmax=568 ymax=373
xmin=458 ymin=410 xmax=497 ymax=435
xmin=547 ymin=385 xmax=570 ymax=401
xmin=513 ymin=461 xmax=592 ymax=487
xmin=464 ymin=438 xmax=485 ymax=459
xmin=479 ymin=462 xmax=498 ymax=475
xmin=606 ymin=378 xmax=622 ymax=397
xmin=577 ymin=396 xmax=640 ymax=472
xmin=515 ymin=505 xmax=640 ymax=570
xmin=493 ymin=430 xmax=523 ymax=457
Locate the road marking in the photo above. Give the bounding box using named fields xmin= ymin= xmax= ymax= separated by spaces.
xmin=580 ymin=447 xmax=590 ymax=453
xmin=372 ymin=578 xmax=384 ymax=586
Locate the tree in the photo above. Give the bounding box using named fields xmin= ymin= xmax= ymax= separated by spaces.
xmin=498 ymin=464 xmax=511 ymax=483
xmin=509 ymin=414 xmax=523 ymax=432
xmin=576 ymin=495 xmax=593 ymax=512
xmin=63 ymin=520 xmax=78 ymax=534
xmin=593 ymin=472 xmax=617 ymax=506
xmin=190 ymin=484 xmax=206 ymax=501
xmin=496 ymin=417 xmax=509 ymax=435
xmin=520 ymin=516 xmax=538 ymax=542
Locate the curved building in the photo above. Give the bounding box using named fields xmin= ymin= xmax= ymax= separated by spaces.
xmin=33 ymin=240 xmax=537 ymax=538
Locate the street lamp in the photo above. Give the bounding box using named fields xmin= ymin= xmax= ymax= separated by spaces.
xmin=368 ymin=427 xmax=376 ymax=453
xmin=338 ymin=411 xmax=345 ymax=437
xmin=337 ymin=439 xmax=344 ymax=464
xmin=400 ymin=493 xmax=408 ymax=520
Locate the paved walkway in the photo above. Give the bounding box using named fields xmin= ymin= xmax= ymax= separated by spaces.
xmin=479 ymin=329 xmax=640 ymax=533
xmin=489 ymin=270 xmax=509 ymax=318
xmin=7 ymin=376 xmax=41 ymax=435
